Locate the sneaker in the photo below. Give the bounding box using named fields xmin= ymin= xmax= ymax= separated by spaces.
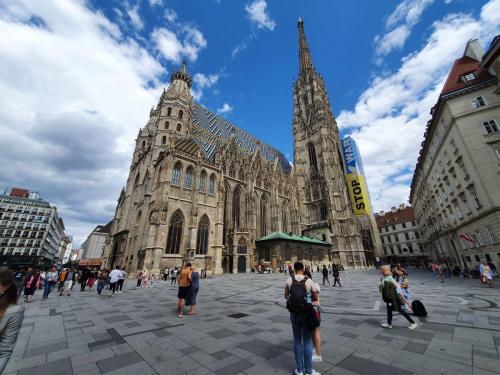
xmin=312 ymin=353 xmax=323 ymax=362
xmin=308 ymin=370 xmax=321 ymax=375
xmin=408 ymin=323 xmax=418 ymax=330
xmin=294 ymin=370 xmax=303 ymax=375
xmin=381 ymin=323 xmax=392 ymax=329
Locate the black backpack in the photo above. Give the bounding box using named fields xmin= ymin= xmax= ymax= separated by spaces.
xmin=287 ymin=277 xmax=308 ymax=315
xmin=381 ymin=281 xmax=396 ymax=303
xmin=411 ymin=300 xmax=428 ymax=317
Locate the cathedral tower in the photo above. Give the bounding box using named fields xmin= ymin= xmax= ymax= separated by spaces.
xmin=292 ymin=19 xmax=365 ymax=268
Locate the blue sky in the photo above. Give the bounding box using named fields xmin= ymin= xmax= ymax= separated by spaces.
xmin=0 ymin=0 xmax=499 ymax=245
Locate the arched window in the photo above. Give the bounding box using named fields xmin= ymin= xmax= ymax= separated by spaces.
xmin=166 ymin=210 xmax=183 ymax=254
xmin=196 ymin=214 xmax=209 ymax=254
xmin=165 ymin=121 xmax=169 ymax=129
xmin=184 ymin=166 xmax=193 ymax=188
xmin=143 ymin=172 xmax=150 ymax=194
xmin=237 ymin=237 xmax=247 ymax=254
xmin=208 ymin=174 xmax=216 ymax=195
xmin=171 ymin=162 xmax=182 ymax=186
xmin=320 ymin=203 xmax=328 ymax=221
xmin=239 ymin=168 xmax=245 ymax=180
xmin=167 ymin=107 xmax=172 ymax=116
xmin=179 ymin=110 xmax=183 ymax=120
xmin=199 ymin=171 xmax=206 ymax=192
xmin=135 ymin=210 xmax=142 ymax=226
xmin=229 ymin=165 xmax=235 ymax=178
xmin=161 ymin=136 xmax=166 ymax=145
xmin=232 ymin=188 xmax=240 ymax=228
xmin=308 ymin=143 xmax=318 ymax=172
xmin=141 ymin=140 xmax=145 ymax=149
xmin=177 ymin=123 xmax=181 ymax=132
xmin=260 ymin=196 xmax=268 ymax=237
xmin=282 ymin=206 xmax=288 ymax=233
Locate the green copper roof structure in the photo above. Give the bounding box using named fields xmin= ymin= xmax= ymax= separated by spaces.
xmin=255 ymin=232 xmax=330 ymax=246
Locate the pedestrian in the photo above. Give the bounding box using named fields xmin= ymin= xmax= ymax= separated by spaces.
xmin=23 ymin=269 xmax=41 ymax=303
xmin=311 ymin=280 xmax=322 ymax=363
xmin=97 ymin=269 xmax=109 ymax=295
xmin=108 ymin=267 xmax=121 ymax=296
xmin=42 ymin=266 xmax=58 ymax=299
xmin=187 ymin=265 xmax=200 ymax=316
xmin=87 ymin=269 xmax=97 ymax=290
xmin=39 ymin=270 xmax=46 ymax=290
xmin=379 ymin=265 xmax=417 ymax=330
xmin=163 ymin=267 xmax=169 ymax=281
xmin=171 ymin=267 xmax=178 ymax=286
xmin=117 ymin=267 xmax=127 ymax=293
xmin=60 ymin=268 xmax=76 ymax=296
xmin=321 ymin=265 xmax=330 ymax=287
xmin=57 ymin=268 xmax=67 ymax=293
xmin=150 ymin=274 xmax=156 ymax=287
xmin=141 ymin=269 xmax=149 ymax=288
xmin=0 ymin=269 xmax=25 ymax=373
xmin=177 ymin=263 xmax=192 ymax=318
xmin=80 ymin=267 xmax=90 ymax=292
xmin=136 ymin=270 xmax=142 ymax=288
xmin=332 ymin=264 xmax=341 ymax=287
xmin=399 ymin=280 xmax=412 ymax=313
xmin=285 ymin=261 xmax=320 ymax=375
xmin=13 ymin=268 xmax=25 ymax=297
xmin=481 ymin=262 xmax=496 ymax=288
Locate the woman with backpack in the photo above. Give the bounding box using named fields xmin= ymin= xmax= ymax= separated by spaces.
xmin=379 ymin=265 xmax=417 ymax=330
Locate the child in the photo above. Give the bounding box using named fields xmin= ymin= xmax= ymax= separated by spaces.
xmin=398 ymin=280 xmax=412 ymax=313
xmin=312 ymin=281 xmax=322 ymax=362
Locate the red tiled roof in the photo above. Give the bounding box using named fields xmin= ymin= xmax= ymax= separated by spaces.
xmin=441 ymin=56 xmax=494 ymax=95
xmin=9 ymin=188 xmax=29 ymax=198
xmin=375 ymin=206 xmax=415 ymax=228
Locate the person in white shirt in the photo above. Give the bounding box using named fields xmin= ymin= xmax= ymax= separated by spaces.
xmin=117 ymin=267 xmax=127 ymax=294
xmin=108 ymin=268 xmax=122 ymax=296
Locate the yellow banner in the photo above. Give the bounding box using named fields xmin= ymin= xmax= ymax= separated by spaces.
xmin=346 ymin=174 xmax=371 ymax=215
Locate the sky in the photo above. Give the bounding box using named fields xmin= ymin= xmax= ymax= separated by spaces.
xmin=0 ymin=0 xmax=499 ymax=247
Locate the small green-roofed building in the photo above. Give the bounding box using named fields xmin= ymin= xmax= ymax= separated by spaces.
xmin=255 ymin=232 xmax=331 ymax=271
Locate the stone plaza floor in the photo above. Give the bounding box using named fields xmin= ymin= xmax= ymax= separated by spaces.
xmin=4 ymin=269 xmax=500 ymax=375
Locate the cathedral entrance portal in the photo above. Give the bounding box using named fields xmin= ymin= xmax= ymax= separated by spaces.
xmin=228 ymin=255 xmax=234 ymax=273
xmin=237 ymin=256 xmax=246 ymax=273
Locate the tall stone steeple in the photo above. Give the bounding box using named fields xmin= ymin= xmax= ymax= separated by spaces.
xmin=292 ymin=19 xmax=365 ymax=268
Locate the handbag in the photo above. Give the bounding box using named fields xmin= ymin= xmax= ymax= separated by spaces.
xmin=305 ymin=303 xmax=320 ymax=329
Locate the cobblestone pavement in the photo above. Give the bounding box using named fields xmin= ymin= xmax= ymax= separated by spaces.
xmin=4 ymin=269 xmax=500 ymax=375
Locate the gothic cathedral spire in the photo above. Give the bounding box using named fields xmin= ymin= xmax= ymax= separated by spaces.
xmin=297 ymin=17 xmax=315 ymax=76
xmin=292 ymin=19 xmax=365 ymax=268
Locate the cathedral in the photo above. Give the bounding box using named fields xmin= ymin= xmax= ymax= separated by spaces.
xmin=103 ymin=20 xmax=377 ymax=275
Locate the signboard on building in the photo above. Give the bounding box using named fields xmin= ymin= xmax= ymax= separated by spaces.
xmin=341 ymin=136 xmax=371 ymax=216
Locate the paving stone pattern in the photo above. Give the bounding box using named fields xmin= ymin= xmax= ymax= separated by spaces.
xmin=4 ymin=269 xmax=500 ymax=375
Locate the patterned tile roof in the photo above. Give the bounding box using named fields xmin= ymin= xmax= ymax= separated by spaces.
xmin=191 ymin=103 xmax=292 ymax=173
xmin=256 ymin=232 xmax=330 ymax=245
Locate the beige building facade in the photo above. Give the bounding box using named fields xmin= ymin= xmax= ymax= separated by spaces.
xmin=410 ymin=37 xmax=500 ymax=270
xmin=81 ymin=222 xmax=110 ymax=259
xmin=103 ymin=20 xmax=379 ymax=275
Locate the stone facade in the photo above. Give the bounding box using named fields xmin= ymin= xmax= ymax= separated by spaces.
xmin=103 ymin=20 xmax=371 ymax=275
xmin=410 ymin=38 xmax=500 ymax=270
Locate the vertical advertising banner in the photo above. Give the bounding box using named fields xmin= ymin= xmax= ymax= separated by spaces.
xmin=341 ymin=136 xmax=371 ymax=216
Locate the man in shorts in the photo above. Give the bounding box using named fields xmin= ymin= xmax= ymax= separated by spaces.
xmin=177 ymin=263 xmax=192 ymax=318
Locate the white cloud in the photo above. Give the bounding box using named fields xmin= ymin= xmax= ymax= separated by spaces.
xmin=338 ymin=0 xmax=500 ymax=212
xmin=164 ymin=8 xmax=177 ymax=23
xmin=217 ymin=103 xmax=233 ymax=114
xmin=152 ymin=25 xmax=207 ymax=63
xmin=125 ymin=2 xmax=144 ymax=30
xmin=0 ymin=0 xmax=167 ymax=245
xmin=192 ymin=73 xmax=219 ymax=100
xmin=149 ymin=0 xmax=163 ymax=7
xmin=245 ymin=0 xmax=276 ymax=31
xmin=375 ymin=0 xmax=434 ymax=58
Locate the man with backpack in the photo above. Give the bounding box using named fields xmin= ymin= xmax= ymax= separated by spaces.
xmin=284 ymin=261 xmax=320 ymax=375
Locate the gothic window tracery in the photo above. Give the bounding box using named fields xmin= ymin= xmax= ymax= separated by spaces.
xmin=260 ymin=195 xmax=268 ymax=237
xmin=166 ymin=210 xmax=183 ymax=254
xmin=308 ymin=143 xmax=318 ymax=172
xmin=320 ymin=203 xmax=328 ymax=221
xmin=143 ymin=172 xmax=150 ymax=194
xmin=229 ymin=164 xmax=236 ymax=178
xmin=199 ymin=171 xmax=206 ymax=192
xmin=282 ymin=205 xmax=288 ymax=233
xmin=179 ymin=110 xmax=183 ymax=120
xmin=171 ymin=162 xmax=182 ymax=186
xmin=239 ymin=168 xmax=245 ymax=180
xmin=196 ymin=214 xmax=209 ymax=255
xmin=177 ymin=123 xmax=181 ymax=132
xmin=184 ymin=166 xmax=194 ymax=189
xmin=167 ymin=107 xmax=172 ymax=116
xmin=232 ymin=187 xmax=241 ymax=228
xmin=165 ymin=121 xmax=169 ymax=129
xmin=161 ymin=136 xmax=166 ymax=145
xmin=237 ymin=237 xmax=247 ymax=254
xmin=208 ymin=174 xmax=216 ymax=195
